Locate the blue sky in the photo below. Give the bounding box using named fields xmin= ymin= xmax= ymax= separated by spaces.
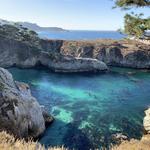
xmin=0 ymin=0 xmax=149 ymax=30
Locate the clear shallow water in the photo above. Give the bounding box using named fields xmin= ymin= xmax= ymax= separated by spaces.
xmin=9 ymin=67 xmax=150 ymax=149
xmin=38 ymin=30 xmax=126 ymax=40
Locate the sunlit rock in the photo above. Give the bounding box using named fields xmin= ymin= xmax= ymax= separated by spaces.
xmin=0 ymin=67 xmax=53 ymax=138
xmin=144 ymin=108 xmax=150 ymax=134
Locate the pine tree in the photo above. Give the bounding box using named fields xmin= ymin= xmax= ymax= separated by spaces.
xmin=115 ymin=0 xmax=150 ymax=9
xmin=114 ymin=0 xmax=150 ymax=38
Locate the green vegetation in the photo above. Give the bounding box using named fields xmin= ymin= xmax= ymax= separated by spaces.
xmin=124 ymin=13 xmax=150 ymax=37
xmin=115 ymin=0 xmax=150 ymax=9
xmin=114 ymin=0 xmax=150 ymax=38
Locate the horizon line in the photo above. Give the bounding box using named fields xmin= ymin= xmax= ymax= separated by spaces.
xmin=0 ymin=18 xmax=119 ymax=32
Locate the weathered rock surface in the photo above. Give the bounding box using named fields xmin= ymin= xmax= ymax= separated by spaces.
xmin=46 ymin=56 xmax=108 ymax=72
xmin=42 ymin=110 xmax=54 ymax=127
xmin=143 ymin=108 xmax=150 ymax=134
xmin=0 ymin=36 xmax=108 ymax=72
xmin=0 ymin=24 xmax=150 ymax=71
xmin=0 ymin=67 xmax=52 ymax=138
xmin=111 ymin=133 xmax=128 ymax=144
xmin=60 ymin=40 xmax=150 ymax=69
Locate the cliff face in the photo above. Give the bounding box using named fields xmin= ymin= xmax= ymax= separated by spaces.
xmin=0 ymin=26 xmax=108 ymax=72
xmin=1 ymin=35 xmax=150 ymax=71
xmin=0 ymin=67 xmax=49 ymax=138
xmin=0 ymin=24 xmax=149 ymax=70
xmin=60 ymin=40 xmax=150 ymax=69
xmin=0 ymin=36 xmax=41 ymax=68
xmin=0 ymin=36 xmax=108 ymax=72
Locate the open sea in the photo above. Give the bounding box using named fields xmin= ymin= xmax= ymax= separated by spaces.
xmin=38 ymin=30 xmax=126 ymax=40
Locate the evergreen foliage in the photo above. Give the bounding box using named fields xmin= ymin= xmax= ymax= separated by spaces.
xmin=114 ymin=0 xmax=150 ymax=38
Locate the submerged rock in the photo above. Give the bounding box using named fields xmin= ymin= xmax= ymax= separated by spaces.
xmin=0 ymin=67 xmax=53 ymax=138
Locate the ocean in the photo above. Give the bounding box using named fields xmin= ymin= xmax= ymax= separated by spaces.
xmin=38 ymin=30 xmax=126 ymax=40
xmin=9 ymin=67 xmax=150 ymax=149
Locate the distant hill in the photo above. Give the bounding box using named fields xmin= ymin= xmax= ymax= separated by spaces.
xmin=0 ymin=19 xmax=67 ymax=32
xmin=0 ymin=19 xmax=14 ymax=25
xmin=17 ymin=22 xmax=67 ymax=32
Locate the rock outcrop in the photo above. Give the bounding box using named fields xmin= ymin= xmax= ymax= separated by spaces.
xmin=0 ymin=67 xmax=53 ymax=138
xmin=60 ymin=40 xmax=150 ymax=69
xmin=0 ymin=24 xmax=150 ymax=71
xmin=41 ymin=54 xmax=108 ymax=72
xmin=143 ymin=108 xmax=150 ymax=134
xmin=0 ymin=35 xmax=108 ymax=72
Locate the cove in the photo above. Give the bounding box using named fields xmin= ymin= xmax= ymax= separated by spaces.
xmin=8 ymin=67 xmax=150 ymax=149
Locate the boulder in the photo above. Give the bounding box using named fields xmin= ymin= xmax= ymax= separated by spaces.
xmin=42 ymin=110 xmax=54 ymax=127
xmin=0 ymin=67 xmax=51 ymax=138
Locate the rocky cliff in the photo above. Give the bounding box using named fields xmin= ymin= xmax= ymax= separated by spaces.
xmin=60 ymin=40 xmax=150 ymax=69
xmin=1 ymin=24 xmax=150 ymax=71
xmin=0 ymin=24 xmax=150 ymax=149
xmin=39 ymin=39 xmax=150 ymax=69
xmin=0 ymin=24 xmax=108 ymax=72
xmin=0 ymin=24 xmax=150 ymax=70
xmin=0 ymin=67 xmax=53 ymax=138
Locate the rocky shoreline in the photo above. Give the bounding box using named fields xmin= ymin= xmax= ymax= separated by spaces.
xmin=0 ymin=66 xmax=150 ymax=149
xmin=60 ymin=40 xmax=150 ymax=69
xmin=0 ymin=24 xmax=150 ymax=146
xmin=0 ymin=67 xmax=53 ymax=139
xmin=0 ymin=24 xmax=150 ymax=73
xmin=0 ymin=35 xmax=150 ymax=71
xmin=0 ymin=35 xmax=108 ymax=73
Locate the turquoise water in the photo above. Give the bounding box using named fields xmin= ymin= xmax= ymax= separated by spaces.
xmin=9 ymin=67 xmax=150 ymax=149
xmin=38 ymin=30 xmax=126 ymax=40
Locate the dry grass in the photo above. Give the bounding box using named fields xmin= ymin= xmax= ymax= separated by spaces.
xmin=0 ymin=131 xmax=67 ymax=150
xmin=112 ymin=135 xmax=150 ymax=150
xmin=1 ymin=131 xmax=150 ymax=150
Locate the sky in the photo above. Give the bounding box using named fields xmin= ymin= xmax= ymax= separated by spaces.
xmin=0 ymin=0 xmax=149 ymax=30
